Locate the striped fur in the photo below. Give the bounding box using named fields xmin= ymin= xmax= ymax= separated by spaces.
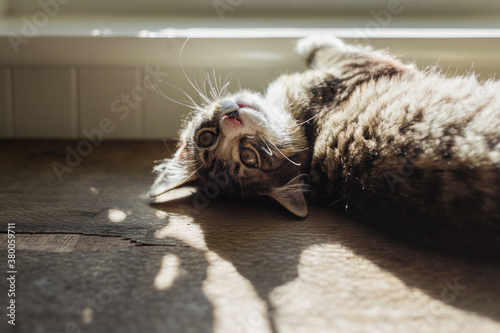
xmin=151 ymin=36 xmax=500 ymax=257
xmin=291 ymin=36 xmax=500 ymax=256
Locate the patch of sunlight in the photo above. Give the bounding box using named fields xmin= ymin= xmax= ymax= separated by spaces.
xmin=202 ymin=251 xmax=273 ymax=333
xmin=81 ymin=306 xmax=94 ymax=324
xmin=154 ymin=213 xmax=207 ymax=250
xmin=239 ymin=51 xmax=282 ymax=61
xmin=154 ymin=254 xmax=184 ymax=290
xmin=89 ymin=187 xmax=100 ymax=195
xmin=91 ymin=28 xmax=113 ymax=37
xmin=155 ymin=210 xmax=169 ymax=220
xmin=152 ymin=217 xmax=274 ymax=331
xmin=108 ymin=209 xmax=128 ymax=223
xmin=150 ymin=186 xmax=198 ymax=203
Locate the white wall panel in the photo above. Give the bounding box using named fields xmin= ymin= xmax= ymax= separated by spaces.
xmin=12 ymin=68 xmax=77 ymax=138
xmin=79 ymin=68 xmax=143 ymax=139
xmin=0 ymin=67 xmax=13 ymax=138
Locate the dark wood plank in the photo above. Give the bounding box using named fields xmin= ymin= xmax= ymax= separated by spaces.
xmin=0 ymin=234 xmax=146 ymax=252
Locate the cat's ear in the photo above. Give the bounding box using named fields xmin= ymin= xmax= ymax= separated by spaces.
xmin=267 ymin=179 xmax=308 ymax=218
xmin=148 ymin=147 xmax=198 ymax=197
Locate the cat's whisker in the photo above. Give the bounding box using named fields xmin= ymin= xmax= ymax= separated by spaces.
xmin=217 ymin=71 xmax=222 ymax=96
xmin=145 ymin=49 xmax=200 ymax=110
xmin=212 ymin=69 xmax=220 ymax=99
xmin=204 ymin=72 xmax=212 ymax=99
xmin=212 ymin=71 xmax=223 ymax=101
xmin=179 ymin=38 xmax=202 ymax=94
xmin=205 ymin=72 xmax=218 ymax=102
xmin=259 ymin=133 xmax=301 ymax=167
xmin=214 ymin=70 xmax=233 ymax=99
xmin=178 ymin=163 xmax=203 ymax=186
xmin=156 ymin=80 xmax=202 ymax=110
xmin=328 ymin=194 xmax=347 ymax=207
xmin=213 ymin=69 xmax=224 ymax=100
xmin=180 ymin=37 xmax=215 ymax=107
xmin=162 ymin=139 xmax=175 ymax=158
xmin=202 ymin=76 xmax=209 ymax=103
xmin=194 ymin=76 xmax=212 ymax=106
xmin=182 ymin=159 xmax=200 ymax=167
xmin=164 ymin=82 xmax=201 ymax=109
xmin=146 ymin=76 xmax=199 ymax=110
xmin=220 ymin=81 xmax=231 ymax=98
xmin=296 ymin=114 xmax=319 ymax=126
xmin=221 ymin=71 xmax=234 ymax=97
xmin=284 ymin=95 xmax=300 ymax=111
xmin=259 ymin=134 xmax=274 ymax=156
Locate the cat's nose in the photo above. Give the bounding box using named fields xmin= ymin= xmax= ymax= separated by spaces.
xmin=225 ymin=110 xmax=239 ymax=119
xmin=218 ymin=100 xmax=239 ymax=114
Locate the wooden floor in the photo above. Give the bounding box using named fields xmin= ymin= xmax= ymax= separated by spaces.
xmin=1 ymin=140 xmax=500 ymax=333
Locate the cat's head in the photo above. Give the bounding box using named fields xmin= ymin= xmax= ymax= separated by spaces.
xmin=149 ymin=89 xmax=311 ymax=217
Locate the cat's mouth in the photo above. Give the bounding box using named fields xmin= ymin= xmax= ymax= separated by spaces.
xmin=223 ymin=110 xmax=243 ymax=126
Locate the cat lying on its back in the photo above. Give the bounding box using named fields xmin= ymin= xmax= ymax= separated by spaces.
xmin=150 ymin=36 xmax=500 ymax=257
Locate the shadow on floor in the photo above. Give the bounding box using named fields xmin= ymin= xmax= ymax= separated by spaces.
xmin=151 ymin=191 xmax=500 ymax=332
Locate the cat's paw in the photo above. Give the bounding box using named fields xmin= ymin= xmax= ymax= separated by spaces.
xmin=294 ymin=35 xmax=350 ymax=59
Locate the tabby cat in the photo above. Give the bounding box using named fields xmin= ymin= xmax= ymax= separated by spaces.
xmin=149 ymin=36 xmax=500 ymax=257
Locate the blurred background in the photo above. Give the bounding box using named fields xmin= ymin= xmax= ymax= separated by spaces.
xmin=0 ymin=0 xmax=499 ymax=140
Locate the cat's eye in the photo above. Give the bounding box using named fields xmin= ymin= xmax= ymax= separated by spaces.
xmin=240 ymin=148 xmax=258 ymax=168
xmin=198 ymin=131 xmax=217 ymax=148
